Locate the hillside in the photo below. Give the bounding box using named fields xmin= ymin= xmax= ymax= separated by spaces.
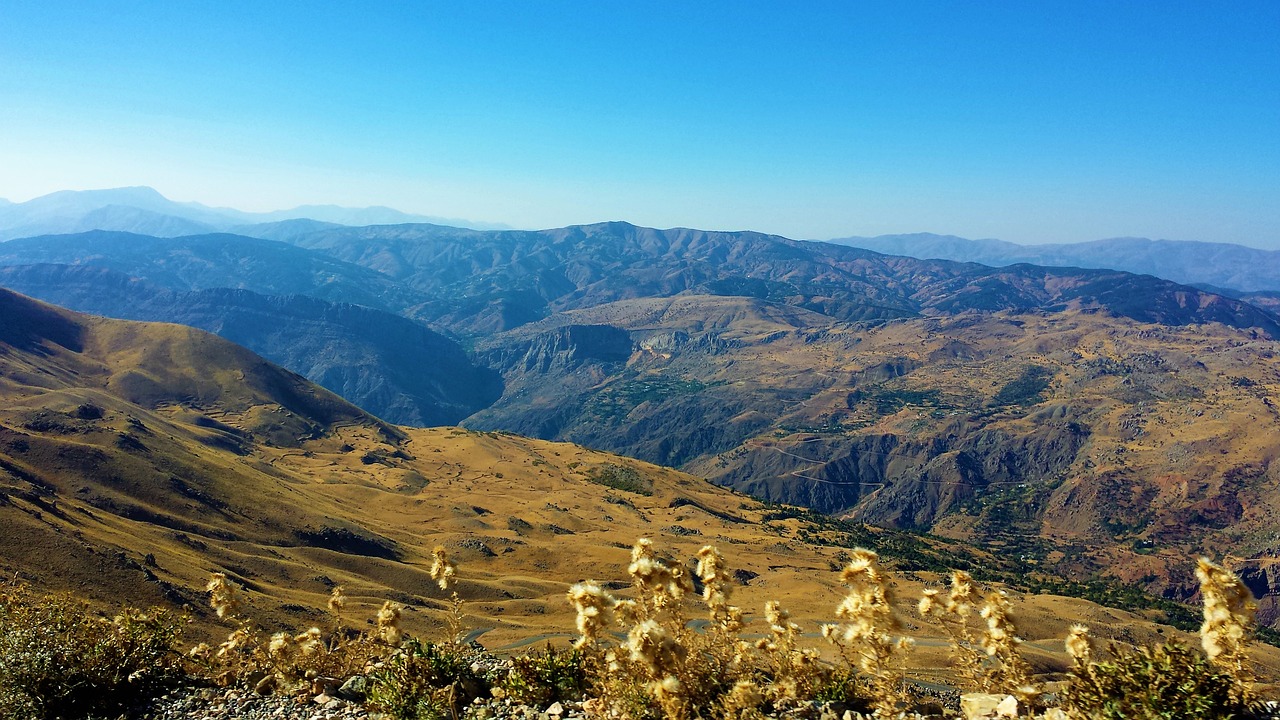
xmin=2 ymin=287 xmax=1265 ymax=680
xmin=832 ymin=233 xmax=1280 ymax=294
xmin=459 ymin=296 xmax=1280 ymax=612
xmin=5 ymin=223 xmax=1280 ymax=612
xmin=0 ymin=264 xmax=501 ymax=426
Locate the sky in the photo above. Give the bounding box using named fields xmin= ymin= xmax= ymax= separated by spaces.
xmin=1 ymin=2 xmax=1277 ymax=246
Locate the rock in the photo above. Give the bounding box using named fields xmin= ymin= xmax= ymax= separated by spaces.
xmin=960 ymin=693 xmax=1017 ymax=719
xmin=338 ymin=675 xmax=369 ymax=701
xmin=547 ymin=701 xmax=565 ymax=716
xmin=313 ymin=693 xmax=333 ymax=705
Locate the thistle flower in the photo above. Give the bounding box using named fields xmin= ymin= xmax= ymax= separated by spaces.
xmin=206 ymin=573 xmax=241 ymax=619
xmin=567 ymin=580 xmax=616 ymax=648
xmin=628 ymin=538 xmax=691 ymax=610
xmin=216 ymin=628 xmax=250 ymax=659
xmin=696 ymin=545 xmax=736 ymax=625
xmin=826 ymin=547 xmax=907 ymax=714
xmin=327 ymin=585 xmax=346 ymax=615
xmin=627 ymin=618 xmax=686 ymax=675
xmin=977 ymin=589 xmax=1032 ymax=693
xmin=946 ymin=570 xmax=975 ymax=617
xmin=1064 ymin=624 xmax=1091 ymax=663
xmin=918 ymin=587 xmax=940 ymax=616
xmin=188 ymin=642 xmax=212 ymax=660
xmin=268 ymin=632 xmax=293 ymax=658
xmin=294 ymin=626 xmax=323 ymax=655
xmin=430 ymin=546 xmax=456 ymax=590
xmin=376 ymin=601 xmax=403 ymax=646
xmin=1196 ymin=556 xmax=1256 ymax=693
xmin=722 ymin=679 xmax=763 ymax=716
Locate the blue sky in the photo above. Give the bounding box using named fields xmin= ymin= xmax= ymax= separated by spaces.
xmin=1 ymin=2 xmax=1277 ymax=245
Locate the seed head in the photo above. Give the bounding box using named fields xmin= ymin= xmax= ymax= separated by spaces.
xmin=205 ymin=573 xmax=241 ymax=619
xmin=430 ymin=546 xmax=456 ymax=590
xmin=376 ymin=601 xmax=403 ymax=646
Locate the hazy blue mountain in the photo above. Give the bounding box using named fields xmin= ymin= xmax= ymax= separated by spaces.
xmin=0 ymin=263 xmax=501 ymax=426
xmin=0 ymin=230 xmax=426 ymax=312
xmin=830 ymin=233 xmax=1280 ymax=292
xmin=230 ymin=218 xmax=345 ymax=242
xmin=0 ymin=186 xmax=506 ymax=239
xmin=282 ymin=221 xmax=1280 ymax=337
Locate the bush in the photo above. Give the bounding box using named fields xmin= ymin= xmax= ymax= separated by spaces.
xmin=0 ymin=582 xmax=183 ymax=720
xmin=366 ymin=639 xmax=486 ymax=720
xmin=1063 ymin=642 xmax=1252 ymax=720
xmin=501 ymin=644 xmax=589 ymax=706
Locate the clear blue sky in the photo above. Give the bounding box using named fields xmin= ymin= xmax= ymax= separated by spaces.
xmin=1 ymin=2 xmax=1277 ymax=245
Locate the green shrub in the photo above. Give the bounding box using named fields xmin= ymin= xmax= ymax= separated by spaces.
xmin=501 ymin=644 xmax=588 ymax=706
xmin=0 ymin=582 xmax=183 ymax=720
xmin=1063 ymin=642 xmax=1252 ymax=720
xmin=583 ymin=463 xmax=652 ymax=495
xmin=367 ymin=639 xmax=486 ymax=720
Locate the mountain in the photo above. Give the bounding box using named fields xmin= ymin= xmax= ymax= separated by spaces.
xmin=0 ymin=264 xmax=501 ymax=426
xmin=0 ymin=230 xmax=425 ymax=312
xmin=0 ymin=186 xmax=505 ymax=240
xmin=283 ymin=221 xmax=1280 ymax=337
xmin=5 ymin=222 xmax=1280 ymax=606
xmin=5 ymin=287 xmax=1273 ymax=663
xmin=830 ymin=233 xmax=1280 ymax=293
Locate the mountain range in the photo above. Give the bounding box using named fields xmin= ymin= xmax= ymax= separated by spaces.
xmin=8 ymin=285 xmax=1280 ymax=675
xmin=3 ymin=191 xmax=1280 ymax=622
xmin=0 ymin=186 xmax=508 ymax=241
xmin=832 ymin=233 xmax=1280 ymax=293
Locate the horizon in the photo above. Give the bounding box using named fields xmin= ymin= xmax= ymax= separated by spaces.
xmin=2 ymin=3 xmax=1277 ymax=246
xmin=7 ymin=183 xmax=1280 ymax=252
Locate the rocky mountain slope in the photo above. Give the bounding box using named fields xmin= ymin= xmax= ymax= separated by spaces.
xmin=4 ymin=222 xmax=1280 ymax=609
xmin=3 ymin=287 xmax=1224 ymax=662
xmin=831 ymin=233 xmax=1280 ymax=293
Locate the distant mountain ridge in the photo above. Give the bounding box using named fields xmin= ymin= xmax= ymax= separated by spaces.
xmin=0 ymin=186 xmax=509 ymax=240
xmin=829 ymin=233 xmax=1280 ymax=293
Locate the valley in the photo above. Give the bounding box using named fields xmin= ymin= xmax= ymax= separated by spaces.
xmin=4 ymin=215 xmax=1280 ymax=632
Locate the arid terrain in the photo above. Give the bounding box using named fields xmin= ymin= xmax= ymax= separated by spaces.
xmin=5 ymin=288 xmax=1276 ymax=692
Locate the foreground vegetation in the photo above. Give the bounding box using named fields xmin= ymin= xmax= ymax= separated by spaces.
xmin=0 ymin=543 xmax=1270 ymax=719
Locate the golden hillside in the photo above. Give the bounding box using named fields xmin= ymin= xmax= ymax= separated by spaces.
xmin=1 ymin=288 xmax=1276 ymax=685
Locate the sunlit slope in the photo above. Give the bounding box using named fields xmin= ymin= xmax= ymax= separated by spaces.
xmin=3 ymin=288 xmax=1279 ymax=680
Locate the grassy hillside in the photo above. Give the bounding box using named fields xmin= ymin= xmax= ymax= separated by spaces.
xmin=2 ymin=287 xmax=1279 ymax=701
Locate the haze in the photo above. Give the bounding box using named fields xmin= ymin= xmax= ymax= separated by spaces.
xmin=1 ymin=2 xmax=1277 ymax=247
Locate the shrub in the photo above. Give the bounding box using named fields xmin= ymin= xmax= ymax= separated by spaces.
xmin=501 ymin=644 xmax=589 ymax=706
xmin=1063 ymin=641 xmax=1251 ymax=720
xmin=366 ymin=638 xmax=486 ymax=720
xmin=0 ymin=582 xmax=183 ymax=720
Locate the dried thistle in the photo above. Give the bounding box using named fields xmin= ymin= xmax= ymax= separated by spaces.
xmin=567 ymin=580 xmax=616 ymax=648
xmin=722 ymin=678 xmax=764 ymax=719
xmin=376 ymin=601 xmax=403 ymax=646
xmin=628 ymin=538 xmax=693 ymax=613
xmin=695 ymin=545 xmax=742 ymax=631
xmin=1064 ymin=624 xmax=1091 ymax=664
xmin=826 ymin=547 xmax=908 ymax=715
xmin=205 ymin=573 xmax=241 ymax=619
xmin=429 ymin=546 xmax=456 ymax=591
xmin=1196 ymin=556 xmax=1256 ymax=699
xmin=327 ymin=585 xmax=346 ymax=615
xmin=294 ymin=626 xmax=323 ymax=655
xmin=978 ymin=589 xmax=1034 ymax=700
